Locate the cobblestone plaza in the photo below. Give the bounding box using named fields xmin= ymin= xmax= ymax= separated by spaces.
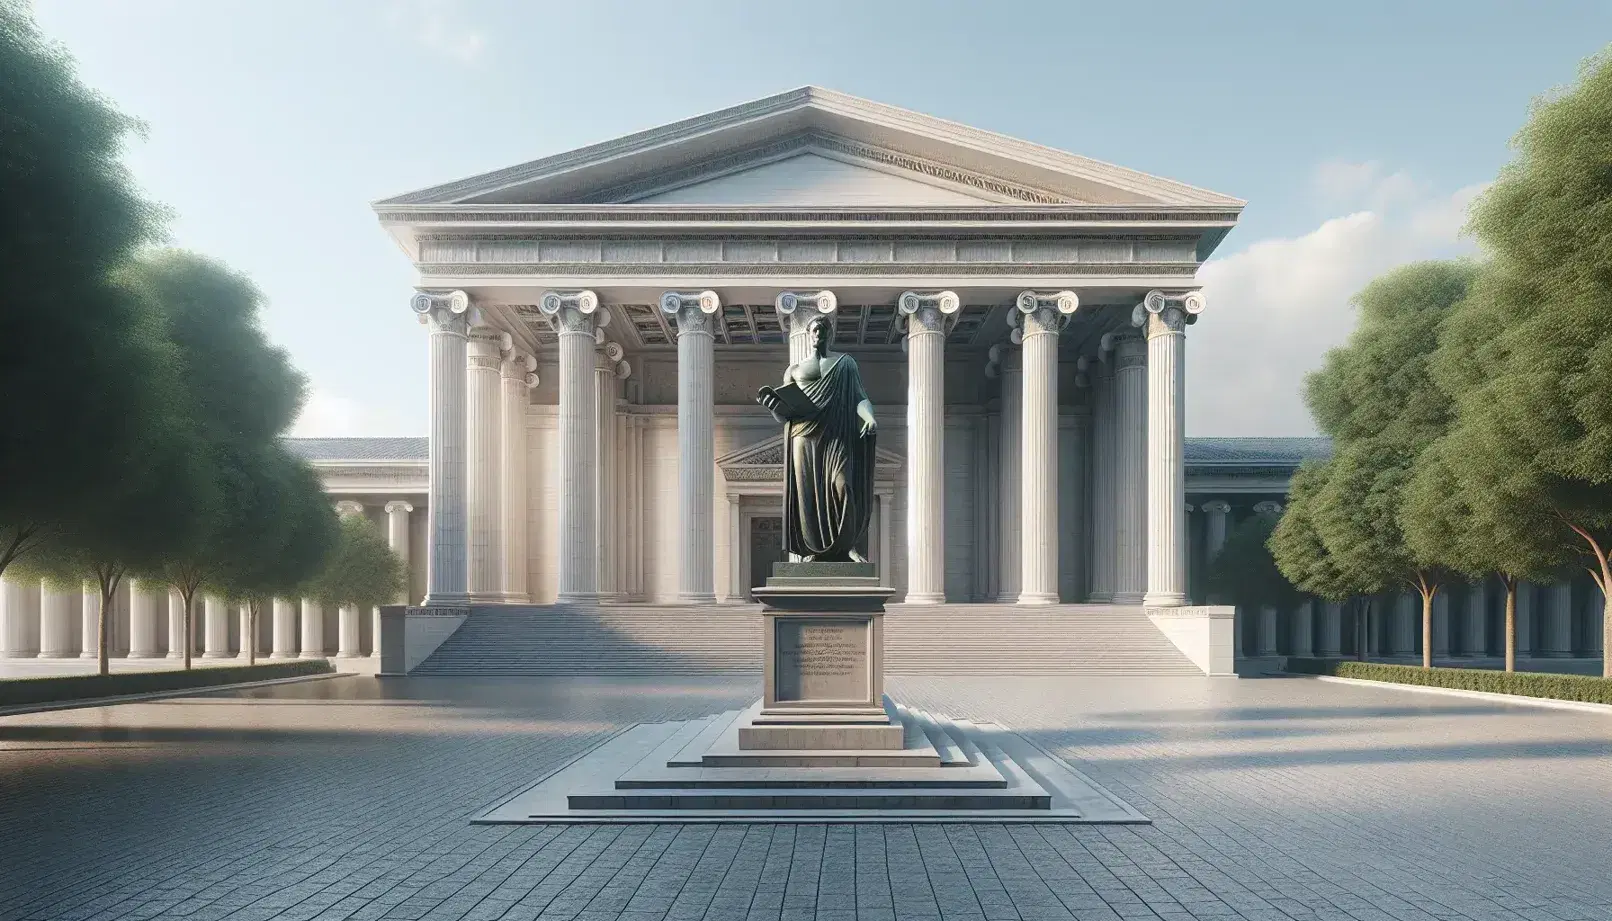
xmin=3 ymin=675 xmax=1610 ymax=921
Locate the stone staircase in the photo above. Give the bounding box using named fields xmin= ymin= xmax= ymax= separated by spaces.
xmin=410 ymin=602 xmax=1203 ymax=676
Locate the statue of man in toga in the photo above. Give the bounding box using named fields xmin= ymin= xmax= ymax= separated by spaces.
xmin=756 ymin=316 xmax=877 ymax=562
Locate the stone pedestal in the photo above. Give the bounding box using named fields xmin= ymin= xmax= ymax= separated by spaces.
xmin=743 ymin=562 xmax=900 ymax=751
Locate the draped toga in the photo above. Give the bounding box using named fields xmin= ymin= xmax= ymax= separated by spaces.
xmin=783 ymin=354 xmax=876 ymax=562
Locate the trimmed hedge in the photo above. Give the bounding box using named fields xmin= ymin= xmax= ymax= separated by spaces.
xmin=0 ymin=659 xmax=336 ymax=708
xmin=1286 ymin=658 xmax=1612 ymax=705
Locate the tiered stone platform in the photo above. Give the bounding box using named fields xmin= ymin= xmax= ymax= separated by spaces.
xmin=475 ymin=562 xmax=1148 ymax=824
xmin=474 ymin=697 xmax=1147 ymax=823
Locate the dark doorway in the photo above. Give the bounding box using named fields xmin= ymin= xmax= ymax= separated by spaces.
xmin=750 ymin=515 xmax=785 ymax=597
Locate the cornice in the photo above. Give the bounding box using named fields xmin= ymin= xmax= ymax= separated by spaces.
xmin=418 ymin=261 xmax=1201 ymax=278
xmin=377 ymin=205 xmax=1243 ymax=227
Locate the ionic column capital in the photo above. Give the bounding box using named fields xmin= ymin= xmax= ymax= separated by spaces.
xmin=1106 ymin=331 xmax=1147 ymax=369
xmin=1253 ymin=500 xmax=1284 ymax=515
xmin=774 ymin=290 xmax=837 ymax=330
xmin=897 ymin=290 xmax=960 ymax=338
xmin=661 ymin=290 xmax=721 ymax=337
xmin=539 ymin=289 xmax=607 ymax=337
xmin=334 ymin=500 xmax=365 ymax=518
xmin=500 ymin=345 xmax=538 ymax=384
xmin=384 ymin=500 xmax=414 ymax=516
xmin=595 ymin=339 xmax=630 ymax=380
xmin=410 ymin=290 xmax=471 ymax=335
xmin=1012 ymin=290 xmax=1079 ymax=340
xmin=1131 ymin=289 xmax=1205 ymax=336
xmin=1201 ymin=499 xmax=1231 ymax=515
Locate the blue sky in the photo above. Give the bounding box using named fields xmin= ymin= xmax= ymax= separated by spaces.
xmin=29 ymin=0 xmax=1612 ymax=437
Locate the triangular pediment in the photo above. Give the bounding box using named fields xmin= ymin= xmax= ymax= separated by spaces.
xmin=377 ymin=87 xmax=1243 ymax=209
xmin=629 ymin=150 xmax=1003 ymax=206
xmin=718 ymin=433 xmax=904 ymax=473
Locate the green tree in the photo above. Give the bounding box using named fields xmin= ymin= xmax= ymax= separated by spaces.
xmin=0 ymin=0 xmax=174 ymax=578
xmin=216 ymin=452 xmax=338 ymax=665
xmin=121 ymin=250 xmax=316 ymax=669
xmin=11 ymin=303 xmax=218 ymax=674
xmin=1207 ymin=510 xmax=1306 ymax=613
xmin=1441 ymin=49 xmax=1612 ymax=677
xmin=304 ymin=515 xmax=407 ymax=618
xmin=1270 ymin=261 xmax=1476 ymax=667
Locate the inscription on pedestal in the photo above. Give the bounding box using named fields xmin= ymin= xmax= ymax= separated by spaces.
xmin=775 ymin=619 xmax=868 ymax=703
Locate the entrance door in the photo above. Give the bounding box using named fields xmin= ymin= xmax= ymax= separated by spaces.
xmin=749 ymin=516 xmax=785 ymax=598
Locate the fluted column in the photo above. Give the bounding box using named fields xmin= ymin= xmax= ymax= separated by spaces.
xmin=37 ymin=581 xmax=74 ymax=658
xmin=128 ymin=580 xmax=160 ymax=658
xmin=499 ymin=351 xmax=536 ymax=603
xmin=1012 ymin=291 xmax=1078 ymax=604
xmin=78 ymin=581 xmax=98 ymax=658
xmin=1087 ymin=345 xmax=1116 ymax=601
xmin=1544 ymin=582 xmax=1573 ymax=656
xmin=238 ymin=603 xmax=256 ymax=660
xmin=272 ymin=597 xmax=298 ymax=658
xmin=1317 ymin=601 xmax=1343 ymax=656
xmin=167 ymin=589 xmax=186 ymax=659
xmin=1111 ymin=332 xmax=1148 ymax=604
xmin=542 ymin=290 xmax=604 ymax=602
xmin=203 ymin=594 xmax=230 ymax=658
xmin=664 ymin=291 xmax=721 ymax=603
xmin=465 ymin=325 xmax=505 ymax=601
xmin=727 ymin=494 xmax=743 ymax=602
xmin=411 ymin=291 xmax=471 ymax=605
xmin=995 ymin=350 xmax=1023 ymax=603
xmin=299 ymin=598 xmax=324 ymax=658
xmin=1465 ymin=579 xmax=1489 ymax=656
xmin=1293 ymin=600 xmax=1315 ymax=656
xmin=1135 ymin=290 xmax=1201 ymax=607
xmin=595 ymin=339 xmax=626 ymax=600
xmin=898 ymin=291 xmax=958 ymax=604
xmin=1 ymin=575 xmax=39 ymax=657
xmin=385 ymin=500 xmax=414 ymax=596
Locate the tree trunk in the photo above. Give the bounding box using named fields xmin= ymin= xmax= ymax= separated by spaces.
xmin=1603 ymin=591 xmax=1611 ymax=680
xmin=99 ymin=579 xmax=114 ymax=677
xmin=1420 ymin=588 xmax=1434 ymax=669
xmin=1502 ymin=576 xmax=1517 ymax=674
xmin=181 ymin=588 xmax=195 ymax=670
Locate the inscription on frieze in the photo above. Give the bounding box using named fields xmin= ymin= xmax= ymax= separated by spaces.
xmin=775 ymin=619 xmax=869 ymax=703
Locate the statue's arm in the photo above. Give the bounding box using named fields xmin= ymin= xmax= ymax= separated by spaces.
xmin=856 ymin=398 xmax=877 ymax=436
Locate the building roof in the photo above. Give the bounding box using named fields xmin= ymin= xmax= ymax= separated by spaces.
xmin=286 ymin=437 xmax=429 ymax=462
xmin=285 ymin=436 xmax=1330 ymax=468
xmin=375 ymin=86 xmax=1245 ymax=210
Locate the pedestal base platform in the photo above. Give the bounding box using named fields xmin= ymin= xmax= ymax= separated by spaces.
xmin=474 ymin=698 xmax=1149 ymax=824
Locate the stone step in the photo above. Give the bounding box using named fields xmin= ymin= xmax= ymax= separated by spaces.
xmin=567 ymin=785 xmax=1049 ymax=811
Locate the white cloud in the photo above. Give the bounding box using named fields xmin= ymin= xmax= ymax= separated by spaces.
xmin=1188 ymin=165 xmax=1486 ymax=437
xmin=384 ymin=0 xmax=486 ymax=65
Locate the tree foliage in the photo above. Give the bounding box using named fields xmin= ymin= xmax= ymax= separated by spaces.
xmin=1206 ymin=511 xmax=1305 ymax=613
xmin=0 ymin=0 xmax=171 ymax=577
xmin=1436 ymin=49 xmax=1612 ymax=677
xmin=304 ymin=515 xmax=405 ymax=613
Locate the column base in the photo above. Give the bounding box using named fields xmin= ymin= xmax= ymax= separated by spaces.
xmin=298 ymin=651 xmax=326 ymax=659
xmin=36 ymin=652 xmax=71 ymax=659
xmin=335 ymin=652 xmax=361 ymax=659
xmin=1111 ymin=591 xmax=1146 ymax=605
xmin=556 ymin=592 xmax=602 ymax=604
xmin=994 ymin=592 xmax=1019 ymax=604
xmin=202 ymin=652 xmax=231 ymax=659
xmin=270 ymin=650 xmax=297 ymax=659
xmin=1016 ymin=591 xmax=1059 ymax=606
xmin=1087 ymin=591 xmax=1114 ymax=603
xmin=166 ymin=651 xmax=184 ymax=659
xmin=126 ymin=651 xmax=160 ymax=659
xmin=421 ymin=592 xmax=473 ymax=606
xmin=676 ymin=592 xmax=718 ymax=605
xmin=902 ymin=592 xmax=945 ymax=605
xmin=79 ymin=651 xmax=97 ymax=659
xmin=1143 ymin=591 xmax=1187 ymax=607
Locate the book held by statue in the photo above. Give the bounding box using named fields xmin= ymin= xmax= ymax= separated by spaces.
xmin=757 ymin=382 xmax=818 ymax=419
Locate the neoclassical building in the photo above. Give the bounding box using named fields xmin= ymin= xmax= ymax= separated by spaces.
xmin=0 ymin=90 xmax=1600 ymax=669
xmin=377 ymin=87 xmax=1243 ymax=612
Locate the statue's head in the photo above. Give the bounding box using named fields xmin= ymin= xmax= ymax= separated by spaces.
xmin=808 ymin=315 xmax=833 ymax=351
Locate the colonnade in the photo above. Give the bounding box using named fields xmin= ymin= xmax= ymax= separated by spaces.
xmin=0 ymin=499 xmax=416 ymax=661
xmin=410 ymin=286 xmax=1204 ymax=607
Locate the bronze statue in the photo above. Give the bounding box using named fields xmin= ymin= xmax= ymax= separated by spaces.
xmin=757 ymin=316 xmax=877 ymax=562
